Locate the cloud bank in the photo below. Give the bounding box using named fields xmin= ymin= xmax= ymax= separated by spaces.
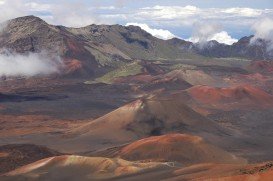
xmin=0 ymin=51 xmax=63 ymax=77
xmin=126 ymin=23 xmax=177 ymax=40
xmin=187 ymin=23 xmax=238 ymax=45
xmin=133 ymin=5 xmax=273 ymax=26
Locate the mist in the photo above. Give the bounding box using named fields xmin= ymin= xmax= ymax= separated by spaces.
xmin=0 ymin=51 xmax=63 ymax=77
xmin=251 ymin=18 xmax=273 ymax=51
xmin=126 ymin=22 xmax=177 ymax=40
xmin=188 ymin=23 xmax=221 ymax=44
xmin=0 ymin=21 xmax=7 ymax=33
xmin=187 ymin=23 xmax=238 ymax=46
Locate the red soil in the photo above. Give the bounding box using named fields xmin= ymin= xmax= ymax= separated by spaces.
xmin=66 ymin=39 xmax=86 ymax=55
xmin=211 ymin=171 xmax=273 ymax=181
xmin=187 ymin=85 xmax=273 ymax=108
xmin=64 ymin=59 xmax=83 ymax=73
xmin=171 ymin=162 xmax=273 ymax=181
xmin=4 ymin=155 xmax=170 ymax=180
xmin=0 ymin=114 xmax=86 ymax=137
xmin=207 ymin=162 xmax=273 ymax=181
xmin=124 ymin=99 xmax=144 ymax=109
xmin=118 ymin=134 xmax=245 ymax=165
xmin=0 ymin=144 xmax=61 ymax=174
xmin=239 ymin=73 xmax=267 ymax=82
xmin=121 ymin=134 xmax=201 ymax=154
xmin=0 ymin=105 xmax=5 ymax=110
xmin=248 ymin=60 xmax=273 ymax=73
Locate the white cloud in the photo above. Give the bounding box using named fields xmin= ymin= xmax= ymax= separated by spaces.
xmin=0 ymin=2 xmax=272 ymax=32
xmin=0 ymin=22 xmax=6 ymax=33
xmin=0 ymin=51 xmax=63 ymax=77
xmin=126 ymin=22 xmax=177 ymax=40
xmin=251 ymin=17 xmax=273 ymax=41
xmin=0 ymin=1 xmax=105 ymax=27
xmin=24 ymin=2 xmax=52 ymax=12
xmin=251 ymin=17 xmax=273 ymax=50
xmin=131 ymin=5 xmax=273 ymax=27
xmin=0 ymin=0 xmax=27 ymax=22
xmin=188 ymin=23 xmax=221 ymax=43
xmin=98 ymin=6 xmax=116 ymax=10
xmin=222 ymin=7 xmax=263 ymax=17
xmin=209 ymin=31 xmax=238 ymax=45
xmin=187 ymin=23 xmax=237 ymax=45
xmin=139 ymin=5 xmax=200 ymax=20
xmin=31 ymin=2 xmax=100 ymax=27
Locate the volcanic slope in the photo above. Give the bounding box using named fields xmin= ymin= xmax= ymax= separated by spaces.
xmin=66 ymin=24 xmax=200 ymax=61
xmin=3 ymin=148 xmax=271 ymax=181
xmin=187 ymin=84 xmax=273 ymax=113
xmin=183 ymin=85 xmax=273 ymax=162
xmin=91 ymin=134 xmax=246 ymax=165
xmin=0 ymin=144 xmax=61 ymax=174
xmin=3 ymin=157 xmax=272 ymax=181
xmin=0 ymin=15 xmax=98 ymax=76
xmin=163 ymin=161 xmax=273 ymax=181
xmin=1 ymin=155 xmax=172 ymax=181
xmin=0 ymin=15 xmax=201 ymax=75
xmin=163 ymin=69 xmax=216 ymax=86
xmin=1 ymin=16 xmax=273 ymax=78
xmin=66 ymin=96 xmax=227 ymax=153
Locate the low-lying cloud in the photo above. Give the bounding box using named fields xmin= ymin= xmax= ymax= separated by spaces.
xmin=187 ymin=23 xmax=238 ymax=45
xmin=0 ymin=0 xmax=26 ymax=23
xmin=251 ymin=17 xmax=273 ymax=50
xmin=0 ymin=51 xmax=63 ymax=77
xmin=0 ymin=22 xmax=6 ymax=33
xmin=187 ymin=23 xmax=221 ymax=43
xmin=208 ymin=31 xmax=238 ymax=45
xmin=126 ymin=22 xmax=238 ymax=45
xmin=126 ymin=22 xmax=177 ymax=40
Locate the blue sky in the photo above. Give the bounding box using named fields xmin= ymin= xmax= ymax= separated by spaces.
xmin=1 ymin=0 xmax=273 ymax=44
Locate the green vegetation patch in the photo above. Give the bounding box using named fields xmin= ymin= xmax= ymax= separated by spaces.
xmin=169 ymin=63 xmax=197 ymax=71
xmin=94 ymin=62 xmax=143 ymax=83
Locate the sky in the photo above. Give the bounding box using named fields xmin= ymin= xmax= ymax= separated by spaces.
xmin=0 ymin=0 xmax=273 ymax=45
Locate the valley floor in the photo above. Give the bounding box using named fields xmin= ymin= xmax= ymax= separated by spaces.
xmin=1 ymin=58 xmax=273 ymax=180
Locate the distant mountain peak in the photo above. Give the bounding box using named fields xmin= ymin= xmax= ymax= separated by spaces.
xmin=7 ymin=15 xmax=47 ymax=25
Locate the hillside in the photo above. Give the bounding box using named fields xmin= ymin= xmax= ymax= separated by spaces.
xmin=187 ymin=85 xmax=273 ymax=113
xmin=0 ymin=15 xmax=201 ymax=78
xmin=168 ymin=36 xmax=273 ymax=60
xmin=92 ymin=134 xmax=245 ymax=165
xmin=2 ymin=155 xmax=171 ymax=181
xmin=0 ymin=144 xmax=61 ymax=174
xmin=65 ymin=95 xmax=226 ymax=152
xmin=1 ymin=14 xmax=273 ymax=181
xmin=0 ymin=16 xmax=272 ymax=79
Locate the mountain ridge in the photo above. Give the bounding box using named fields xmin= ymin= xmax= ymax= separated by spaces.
xmin=0 ymin=15 xmax=273 ymax=78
